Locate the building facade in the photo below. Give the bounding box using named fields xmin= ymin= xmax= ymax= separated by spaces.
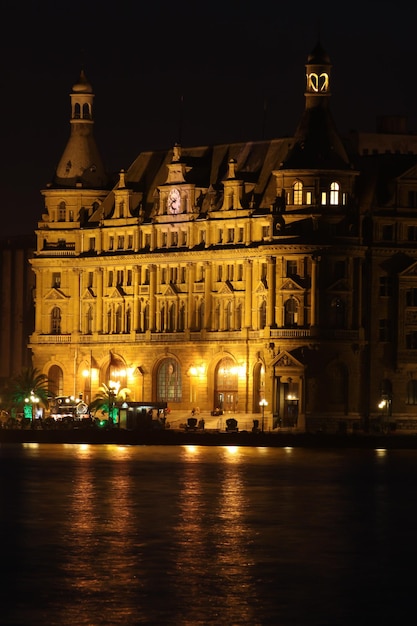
xmin=28 ymin=42 xmax=417 ymax=432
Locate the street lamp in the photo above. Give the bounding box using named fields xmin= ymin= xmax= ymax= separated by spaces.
xmin=259 ymin=398 xmax=268 ymax=433
xmin=108 ymin=380 xmax=120 ymax=428
xmin=24 ymin=391 xmax=40 ymax=427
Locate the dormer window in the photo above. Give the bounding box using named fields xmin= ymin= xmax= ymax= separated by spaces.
xmin=58 ymin=202 xmax=66 ymax=221
xmin=293 ymin=181 xmax=303 ymax=205
xmin=330 ymin=182 xmax=340 ymax=205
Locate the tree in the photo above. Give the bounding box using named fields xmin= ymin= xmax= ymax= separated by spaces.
xmin=6 ymin=367 xmax=50 ymax=423
xmin=89 ymin=382 xmax=130 ymax=427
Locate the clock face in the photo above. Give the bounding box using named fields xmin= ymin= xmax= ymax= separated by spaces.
xmin=168 ymin=188 xmax=181 ymax=214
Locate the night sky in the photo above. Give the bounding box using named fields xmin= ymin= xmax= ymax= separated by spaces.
xmin=1 ymin=0 xmax=416 ymax=237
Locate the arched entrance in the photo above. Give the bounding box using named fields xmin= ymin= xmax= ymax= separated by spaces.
xmin=214 ymin=357 xmax=238 ymax=413
xmin=272 ymin=352 xmax=305 ymax=429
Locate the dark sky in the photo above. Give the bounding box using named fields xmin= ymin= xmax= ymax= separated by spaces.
xmin=1 ymin=0 xmax=416 ymax=238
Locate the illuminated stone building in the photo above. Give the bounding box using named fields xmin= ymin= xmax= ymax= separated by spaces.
xmin=28 ymin=42 xmax=417 ymax=432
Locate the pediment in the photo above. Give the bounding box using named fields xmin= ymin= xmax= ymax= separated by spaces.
xmin=108 ymin=287 xmax=125 ymax=299
xmin=272 ymin=350 xmax=304 ymax=369
xmin=254 ymin=280 xmax=267 ymax=294
xmin=399 ymin=260 xmax=417 ymax=277
xmin=218 ymin=281 xmax=234 ymax=295
xmin=161 ymin=284 xmax=179 ymax=296
xmin=82 ymin=287 xmax=95 ymax=300
xmin=44 ymin=288 xmax=67 ymax=300
xmin=397 ymin=163 xmax=417 ymax=182
xmin=327 ymin=279 xmax=350 ymax=292
xmin=280 ymin=278 xmax=303 ymax=291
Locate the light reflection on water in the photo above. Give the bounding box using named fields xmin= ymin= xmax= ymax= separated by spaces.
xmin=1 ymin=443 xmax=417 ymax=625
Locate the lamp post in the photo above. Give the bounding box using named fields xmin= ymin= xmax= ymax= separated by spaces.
xmin=108 ymin=380 xmax=120 ymax=428
xmin=24 ymin=391 xmax=40 ymax=428
xmin=259 ymin=398 xmax=268 ymax=433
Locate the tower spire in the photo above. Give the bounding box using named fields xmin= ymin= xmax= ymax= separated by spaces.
xmin=54 ymin=71 xmax=108 ymax=188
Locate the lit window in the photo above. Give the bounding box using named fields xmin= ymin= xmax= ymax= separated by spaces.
xmin=293 ymin=181 xmax=303 ymax=205
xmin=330 ymin=182 xmax=340 ymax=205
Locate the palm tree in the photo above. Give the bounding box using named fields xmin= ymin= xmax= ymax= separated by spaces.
xmin=89 ymin=382 xmax=130 ymax=427
xmin=7 ymin=366 xmax=50 ymax=424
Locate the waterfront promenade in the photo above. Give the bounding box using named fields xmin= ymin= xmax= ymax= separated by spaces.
xmin=1 ymin=425 xmax=417 ymax=449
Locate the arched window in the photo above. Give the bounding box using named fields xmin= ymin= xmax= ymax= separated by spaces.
xmin=236 ymin=303 xmax=242 ymax=330
xmin=157 ymin=359 xmax=181 ymax=402
xmin=214 ymin=357 xmax=239 ymax=413
xmin=115 ymin=305 xmax=122 ymax=333
xmin=48 ymin=365 xmax=63 ymax=397
xmin=74 ymin=103 xmax=81 ymax=119
xmin=225 ymin=301 xmax=233 ymax=330
xmin=330 ymin=181 xmax=340 ymax=205
xmin=160 ymin=304 xmax=166 ymax=331
xmin=143 ymin=303 xmax=149 ymax=331
xmin=51 ymin=307 xmax=61 ymax=334
xmin=82 ymin=103 xmax=91 ymax=119
xmin=126 ymin=307 xmax=131 ymax=333
xmin=284 ymin=297 xmax=298 ymax=326
xmin=58 ymin=201 xmax=66 ymax=221
xmin=293 ymin=181 xmax=303 ymax=205
xmin=86 ymin=306 xmax=93 ymax=334
xmin=178 ymin=303 xmax=185 ymax=331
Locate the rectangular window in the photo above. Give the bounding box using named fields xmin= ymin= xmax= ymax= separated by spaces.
xmin=379 ymin=276 xmax=392 ymax=297
xmin=116 ymin=270 xmax=123 ymax=286
xmin=218 ymin=266 xmax=222 ymax=281
xmin=321 ymin=192 xmax=327 ymax=205
xmin=88 ymin=272 xmax=93 ymax=288
xmin=127 ymin=270 xmax=132 ymax=286
xmin=306 ymin=191 xmax=312 ymax=205
xmin=286 ymin=261 xmax=297 ymax=277
xmin=406 ymin=331 xmax=417 ymax=349
xmin=162 ymin=232 xmax=168 ymax=247
xmin=52 ymin=272 xmax=61 ymax=288
xmin=171 ymin=232 xmax=178 ymax=246
xmin=238 ymin=227 xmax=244 ymax=242
xmin=117 ymin=236 xmax=124 ymax=250
xmin=261 ymin=263 xmax=267 ymax=280
xmin=262 ymin=226 xmax=269 ymax=239
xmin=170 ymin=267 xmax=178 ymax=283
xmin=218 ymin=230 xmax=223 ymax=243
xmin=89 ymin=237 xmax=95 ymax=251
xmin=69 ymin=210 xmax=74 ymax=222
xmin=408 ymin=191 xmax=417 ymax=208
xmin=127 ymin=235 xmax=133 ymax=249
xmin=108 ymin=271 xmax=113 ymax=287
xmin=145 ymin=234 xmax=151 ymax=248
xmin=109 ymin=236 xmax=114 ymax=250
xmin=237 ymin=264 xmax=243 ymax=281
xmin=227 ymin=228 xmax=234 ymax=243
xmin=181 ymin=231 xmax=187 ymax=246
xmin=161 ymin=268 xmax=167 ymax=284
xmin=406 ymin=288 xmax=417 ymax=306
xmin=180 ymin=266 xmax=186 ymax=283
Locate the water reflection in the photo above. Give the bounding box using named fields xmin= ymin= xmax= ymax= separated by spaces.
xmin=1 ymin=444 xmax=417 ymax=625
